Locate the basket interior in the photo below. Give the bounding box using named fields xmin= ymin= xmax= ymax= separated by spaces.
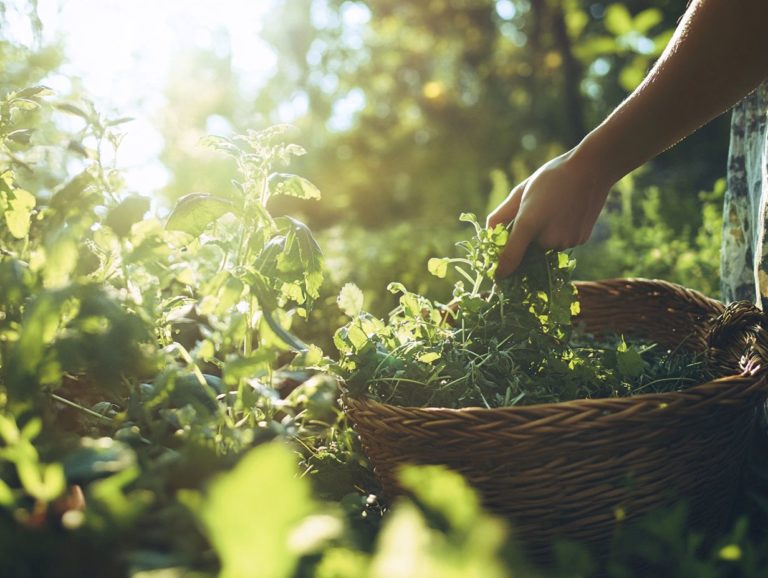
xmin=574 ymin=279 xmax=724 ymax=353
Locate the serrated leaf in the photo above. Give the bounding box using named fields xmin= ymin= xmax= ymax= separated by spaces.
xmin=268 ymin=173 xmax=321 ymax=200
xmin=337 ymin=283 xmax=364 ymax=317
xmin=284 ymin=143 xmax=307 ymax=157
xmin=165 ymin=193 xmax=235 ymax=237
xmin=200 ymin=135 xmax=241 ymax=157
xmin=274 ymin=216 xmax=324 ymax=301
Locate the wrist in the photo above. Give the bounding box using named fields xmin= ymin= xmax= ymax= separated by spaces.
xmin=568 ymin=130 xmax=625 ymax=188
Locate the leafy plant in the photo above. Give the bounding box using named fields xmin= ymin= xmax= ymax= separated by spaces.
xmin=574 ymin=173 xmax=723 ymax=298
xmin=334 ymin=213 xmax=712 ymax=408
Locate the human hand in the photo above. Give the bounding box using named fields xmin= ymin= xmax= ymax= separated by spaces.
xmin=486 ymin=148 xmax=615 ymax=278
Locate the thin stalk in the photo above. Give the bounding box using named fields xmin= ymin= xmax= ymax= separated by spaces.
xmin=50 ymin=393 xmax=112 ymax=422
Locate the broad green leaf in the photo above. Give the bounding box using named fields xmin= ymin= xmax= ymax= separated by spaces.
xmin=633 ymin=8 xmax=662 ymax=34
xmin=43 ymin=233 xmax=79 ymax=288
xmin=292 ymin=344 xmax=324 ymax=367
xmin=604 ymin=4 xmax=633 ymax=36
xmin=49 ymin=170 xmax=96 ymax=214
xmin=337 ymin=283 xmax=364 ymax=317
xmin=275 ymin=216 xmax=324 ymax=301
xmin=565 ymin=9 xmax=589 ymax=37
xmin=619 ymin=59 xmax=646 ymax=91
xmin=165 ymin=193 xmax=235 ymax=237
xmin=105 ymin=195 xmax=150 ymax=237
xmin=246 ymin=269 xmax=309 ymax=351
xmin=0 ymin=415 xmax=20 ymax=444
xmin=418 ymin=352 xmax=440 ymax=364
xmin=20 ymin=418 xmax=41 ymax=441
xmin=63 ymin=437 xmax=136 ymax=484
xmin=87 ymin=465 xmax=149 ymax=524
xmin=0 ymin=478 xmax=13 ymax=506
xmin=268 ymin=173 xmax=321 ymax=200
xmin=575 ymin=35 xmax=619 ymax=58
xmin=428 ymin=258 xmax=449 ymax=279
xmin=7 ymin=291 xmax=68 ymax=393
xmin=570 ymin=300 xmax=581 ymax=316
xmin=5 ymin=188 xmax=35 ymax=239
xmin=616 ymin=342 xmax=646 ymax=378
xmin=223 ymin=349 xmax=277 ymax=384
xmin=181 ymin=443 xmax=315 ymax=578
xmin=719 ymin=544 xmax=742 ymax=561
xmin=17 ymin=458 xmax=65 ymax=503
xmin=281 ymin=281 xmax=305 ymax=303
xmin=399 ymin=465 xmax=481 ymax=531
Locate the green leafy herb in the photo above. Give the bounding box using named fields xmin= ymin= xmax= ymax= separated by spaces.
xmin=334 ymin=214 xmax=711 ymax=408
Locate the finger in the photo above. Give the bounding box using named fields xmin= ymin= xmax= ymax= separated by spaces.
xmin=495 ymin=216 xmax=538 ymax=278
xmin=486 ymin=180 xmax=526 ymax=230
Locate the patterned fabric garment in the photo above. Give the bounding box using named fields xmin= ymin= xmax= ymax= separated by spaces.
xmin=721 ymin=81 xmax=768 ymax=307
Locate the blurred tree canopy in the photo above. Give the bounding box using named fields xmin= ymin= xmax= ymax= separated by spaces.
xmin=1 ymin=0 xmax=728 ymax=313
xmin=156 ymin=0 xmax=728 ymax=230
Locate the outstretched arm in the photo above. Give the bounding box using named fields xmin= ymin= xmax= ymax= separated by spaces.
xmin=488 ymin=0 xmax=768 ymax=278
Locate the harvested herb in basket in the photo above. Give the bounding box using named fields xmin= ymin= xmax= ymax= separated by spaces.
xmin=334 ymin=214 xmax=713 ymax=408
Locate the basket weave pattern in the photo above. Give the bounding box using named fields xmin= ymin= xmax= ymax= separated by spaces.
xmin=344 ymin=279 xmax=768 ymax=551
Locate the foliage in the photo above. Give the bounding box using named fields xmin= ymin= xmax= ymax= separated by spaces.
xmin=335 ymin=213 xmax=712 ymax=408
xmin=574 ymin=174 xmax=724 ymax=297
xmin=0 ymin=70 xmax=369 ymax=575
xmin=0 ymin=2 xmax=763 ymax=577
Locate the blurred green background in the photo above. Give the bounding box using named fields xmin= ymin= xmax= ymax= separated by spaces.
xmin=2 ymin=0 xmax=726 ymax=321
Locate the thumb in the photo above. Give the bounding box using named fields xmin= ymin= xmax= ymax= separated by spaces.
xmin=495 ymin=216 xmax=537 ymax=279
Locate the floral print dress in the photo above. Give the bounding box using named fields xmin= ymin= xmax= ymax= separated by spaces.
xmin=721 ymin=81 xmax=768 ymax=307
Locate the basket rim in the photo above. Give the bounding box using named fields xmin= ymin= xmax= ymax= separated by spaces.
xmin=343 ymin=372 xmax=765 ymax=416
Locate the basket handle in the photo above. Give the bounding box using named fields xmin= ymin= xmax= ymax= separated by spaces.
xmin=707 ymin=301 xmax=768 ymax=376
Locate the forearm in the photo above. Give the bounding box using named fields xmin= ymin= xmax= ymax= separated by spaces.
xmin=575 ymin=0 xmax=768 ymax=183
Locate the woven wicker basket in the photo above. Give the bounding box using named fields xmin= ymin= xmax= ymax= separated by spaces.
xmin=344 ymin=279 xmax=768 ymax=554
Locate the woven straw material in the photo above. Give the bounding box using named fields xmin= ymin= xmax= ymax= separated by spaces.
xmin=344 ymin=279 xmax=768 ymax=553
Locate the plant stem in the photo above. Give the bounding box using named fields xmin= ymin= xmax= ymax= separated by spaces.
xmin=50 ymin=393 xmax=112 ymax=422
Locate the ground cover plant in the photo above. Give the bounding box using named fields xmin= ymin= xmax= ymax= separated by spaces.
xmin=334 ymin=213 xmax=712 ymax=409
